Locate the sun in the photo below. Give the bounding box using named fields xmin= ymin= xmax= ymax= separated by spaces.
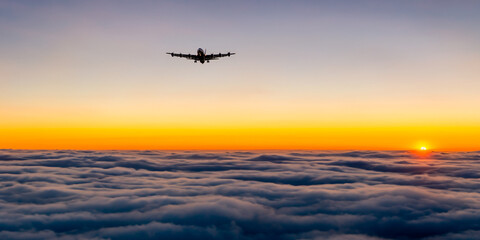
xmin=420 ymin=146 xmax=427 ymax=151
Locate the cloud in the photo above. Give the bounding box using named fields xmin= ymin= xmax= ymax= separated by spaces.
xmin=248 ymin=154 xmax=299 ymax=163
xmin=327 ymin=160 xmax=433 ymax=174
xmin=0 ymin=149 xmax=480 ymax=239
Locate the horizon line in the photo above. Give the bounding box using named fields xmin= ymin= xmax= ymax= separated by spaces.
xmin=1 ymin=148 xmax=478 ymax=152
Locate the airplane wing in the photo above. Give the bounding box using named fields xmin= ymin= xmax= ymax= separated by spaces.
xmin=205 ymin=52 xmax=235 ymax=60
xmin=166 ymin=52 xmax=200 ymax=61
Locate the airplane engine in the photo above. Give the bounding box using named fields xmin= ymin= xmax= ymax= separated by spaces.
xmin=228 ymin=52 xmax=231 ymax=57
xmin=171 ymin=53 xmax=174 ymax=57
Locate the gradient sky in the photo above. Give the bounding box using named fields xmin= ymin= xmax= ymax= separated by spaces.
xmin=1 ymin=0 xmax=480 ymax=150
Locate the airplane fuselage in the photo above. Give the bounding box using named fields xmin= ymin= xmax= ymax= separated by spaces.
xmin=197 ymin=48 xmax=206 ymax=64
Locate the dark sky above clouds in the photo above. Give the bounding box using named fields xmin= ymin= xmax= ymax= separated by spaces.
xmin=1 ymin=150 xmax=480 ymax=239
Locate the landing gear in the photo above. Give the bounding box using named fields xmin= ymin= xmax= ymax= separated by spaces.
xmin=207 ymin=60 xmax=209 ymax=63
xmin=194 ymin=60 xmax=197 ymax=63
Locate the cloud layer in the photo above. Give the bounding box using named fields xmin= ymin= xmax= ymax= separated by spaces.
xmin=0 ymin=149 xmax=480 ymax=239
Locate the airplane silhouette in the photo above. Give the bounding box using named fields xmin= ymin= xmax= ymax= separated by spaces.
xmin=167 ymin=48 xmax=235 ymax=64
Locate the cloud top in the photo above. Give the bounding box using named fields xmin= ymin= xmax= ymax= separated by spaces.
xmin=0 ymin=150 xmax=479 ymax=239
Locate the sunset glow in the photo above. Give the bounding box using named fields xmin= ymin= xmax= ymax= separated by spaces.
xmin=1 ymin=1 xmax=479 ymax=151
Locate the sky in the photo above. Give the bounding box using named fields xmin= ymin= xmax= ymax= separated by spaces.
xmin=1 ymin=0 xmax=480 ymax=150
xmin=1 ymin=149 xmax=480 ymax=239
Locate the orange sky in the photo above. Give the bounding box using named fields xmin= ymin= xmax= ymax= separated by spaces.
xmin=1 ymin=125 xmax=479 ymax=151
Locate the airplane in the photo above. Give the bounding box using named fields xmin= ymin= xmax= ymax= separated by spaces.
xmin=166 ymin=48 xmax=235 ymax=64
